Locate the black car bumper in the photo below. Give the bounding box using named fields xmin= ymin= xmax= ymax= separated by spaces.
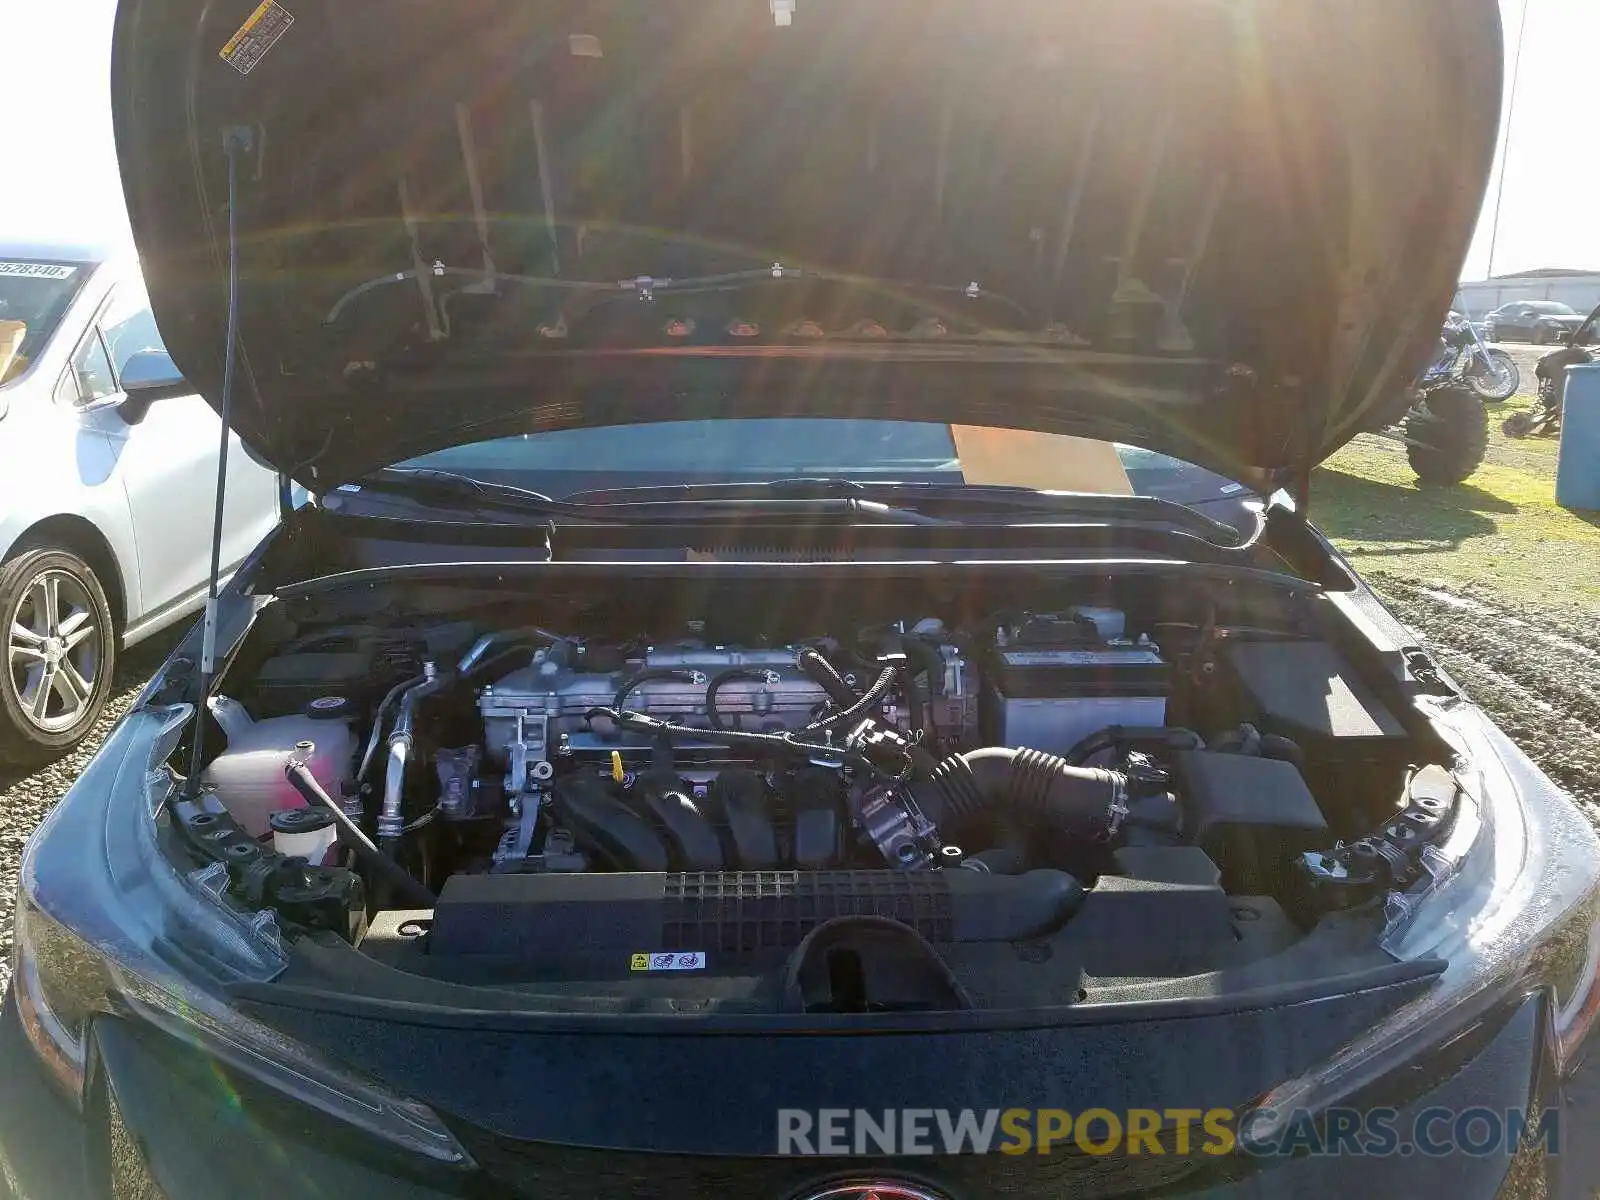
xmin=4 ymin=988 xmax=1600 ymax=1200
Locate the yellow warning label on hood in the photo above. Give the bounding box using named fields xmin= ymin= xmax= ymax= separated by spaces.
xmin=220 ymin=0 xmax=294 ymax=75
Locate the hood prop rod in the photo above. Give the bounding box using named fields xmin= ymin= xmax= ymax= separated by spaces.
xmin=185 ymin=126 xmax=254 ymax=798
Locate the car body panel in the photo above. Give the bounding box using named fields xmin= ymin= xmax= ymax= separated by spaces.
xmin=1 ymin=413 xmax=1593 ymax=1198
xmin=0 ymin=257 xmax=145 ymax=624
xmin=0 ymin=5 xmax=1577 ymax=1200
xmin=0 ymin=242 xmax=279 ymax=642
xmin=111 ymin=0 xmax=1504 ymax=492
xmin=1485 ymin=302 xmax=1584 ymax=343
xmin=0 ymin=985 xmax=1584 ymax=1200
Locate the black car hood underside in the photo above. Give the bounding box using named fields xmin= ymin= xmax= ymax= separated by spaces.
xmin=112 ymin=0 xmax=1502 ymax=491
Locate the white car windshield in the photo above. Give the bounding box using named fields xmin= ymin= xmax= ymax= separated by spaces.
xmin=0 ymin=260 xmax=90 ymax=385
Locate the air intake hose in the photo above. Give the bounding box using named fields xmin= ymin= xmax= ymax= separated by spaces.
xmin=913 ymin=747 xmax=1127 ymax=842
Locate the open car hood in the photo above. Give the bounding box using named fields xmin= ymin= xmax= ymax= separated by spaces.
xmin=112 ymin=0 xmax=1502 ymax=494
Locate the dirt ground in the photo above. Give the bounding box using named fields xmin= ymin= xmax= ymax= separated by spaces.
xmin=1318 ymin=339 xmax=1600 ymax=812
xmin=1370 ymin=572 xmax=1600 ymax=813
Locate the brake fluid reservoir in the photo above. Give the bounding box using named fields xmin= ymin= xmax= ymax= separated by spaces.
xmin=270 ymin=806 xmax=339 ymax=865
xmin=199 ymin=697 xmax=358 ymax=837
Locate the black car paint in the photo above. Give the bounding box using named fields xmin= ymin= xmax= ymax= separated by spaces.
xmin=1485 ymin=304 xmax=1584 ymax=344
xmin=0 ymin=983 xmax=1591 ymax=1199
xmin=110 ymin=0 xmax=1502 ymax=490
xmin=13 ymin=7 xmax=1583 ymax=1193
xmin=1 ymin=499 xmax=1594 ymax=1198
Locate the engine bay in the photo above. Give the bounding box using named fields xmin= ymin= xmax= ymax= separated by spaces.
xmin=174 ymin=574 xmax=1464 ymax=1011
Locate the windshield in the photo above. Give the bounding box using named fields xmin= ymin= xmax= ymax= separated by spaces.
xmin=1522 ymin=301 xmax=1577 ymax=315
xmin=0 ymin=260 xmax=91 ymax=385
xmin=390 ymin=420 xmax=1251 ymax=509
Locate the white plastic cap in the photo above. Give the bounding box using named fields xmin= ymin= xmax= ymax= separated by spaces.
xmin=772 ymin=0 xmax=795 ymax=27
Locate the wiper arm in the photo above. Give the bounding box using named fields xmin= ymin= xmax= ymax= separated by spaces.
xmin=893 ymin=485 xmax=1260 ymax=548
xmin=566 ymin=477 xmax=876 ymax=504
xmin=566 ymin=479 xmax=1258 ymax=548
xmin=352 ymin=469 xmax=954 ymax=526
xmin=353 ymin=467 xmax=567 ymax=519
xmin=361 ymin=471 xmax=1248 ymax=542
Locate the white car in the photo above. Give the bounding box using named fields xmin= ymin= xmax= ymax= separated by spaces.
xmin=0 ymin=240 xmax=281 ymax=758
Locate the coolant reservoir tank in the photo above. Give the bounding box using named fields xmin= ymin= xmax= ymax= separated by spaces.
xmin=199 ymin=697 xmax=358 ymax=837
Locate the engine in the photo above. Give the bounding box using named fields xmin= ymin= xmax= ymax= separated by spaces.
xmin=202 ymin=606 xmax=1205 ymax=879
xmin=193 ymin=586 xmax=1478 ymax=1003
xmin=455 ymin=609 xmax=1175 ymax=875
xmin=193 ymin=586 xmax=1456 ymax=999
xmin=478 ymin=633 xmax=976 ymax=792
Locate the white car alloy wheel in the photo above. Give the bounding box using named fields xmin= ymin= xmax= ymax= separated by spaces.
xmin=10 ymin=568 xmax=102 ymax=732
xmin=0 ymin=548 xmax=116 ymax=756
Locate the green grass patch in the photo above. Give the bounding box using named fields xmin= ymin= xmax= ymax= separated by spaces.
xmin=1317 ymin=433 xmax=1600 ymax=613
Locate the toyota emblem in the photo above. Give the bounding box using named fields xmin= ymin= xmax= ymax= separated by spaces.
xmin=796 ymin=1184 xmax=949 ymax=1200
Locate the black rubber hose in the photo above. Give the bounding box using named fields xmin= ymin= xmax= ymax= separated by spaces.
xmin=283 ymin=760 xmax=438 ymax=908
xmin=1064 ymin=725 xmax=1205 ymax=767
xmin=913 ymin=747 xmax=1125 ymax=842
xmin=705 ymin=668 xmax=772 ymax=733
xmin=1063 ymin=728 xmax=1121 ymax=767
xmin=903 ymin=678 xmax=927 ymax=744
xmin=795 ymin=646 xmax=860 ymax=707
xmin=804 ymin=661 xmax=901 ymax=733
xmin=460 ymin=646 xmax=542 ymax=688
xmin=901 ymin=646 xmax=937 ymax=744
xmin=960 ymin=846 xmax=1028 ymax=875
xmin=613 ymin=667 xmax=704 ymax=713
xmin=899 ymin=636 xmax=947 ymax=697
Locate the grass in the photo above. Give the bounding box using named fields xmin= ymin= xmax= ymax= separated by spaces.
xmin=1316 ymin=405 xmax=1600 ymax=612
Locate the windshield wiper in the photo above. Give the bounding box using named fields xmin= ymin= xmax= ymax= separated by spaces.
xmin=365 ymin=467 xmax=563 ymax=510
xmin=564 ymin=478 xmax=1259 ymax=548
xmin=349 ymin=468 xmax=954 ymax=526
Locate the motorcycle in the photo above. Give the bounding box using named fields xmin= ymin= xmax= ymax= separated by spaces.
xmin=1424 ymin=311 xmax=1519 ymax=402
xmin=1505 ymin=300 xmax=1600 ymax=439
xmin=1362 ymin=313 xmax=1511 ymax=485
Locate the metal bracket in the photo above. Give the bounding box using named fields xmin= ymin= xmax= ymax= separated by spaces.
xmin=857 ymin=784 xmax=941 ymax=870
xmin=620 ymin=275 xmax=670 ymax=301
xmin=1403 ymin=647 xmax=1456 ymax=696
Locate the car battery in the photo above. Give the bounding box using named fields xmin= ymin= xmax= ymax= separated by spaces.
xmin=980 ymin=613 xmax=1169 ymax=757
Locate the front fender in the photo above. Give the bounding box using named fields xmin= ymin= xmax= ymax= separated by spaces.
xmin=0 ymin=396 xmax=142 ymax=624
